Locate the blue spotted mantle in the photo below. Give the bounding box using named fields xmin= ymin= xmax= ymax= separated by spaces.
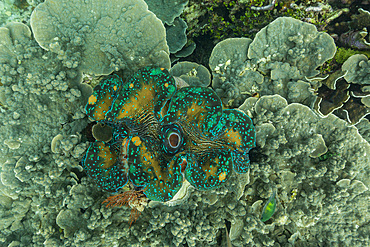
xmin=81 ymin=66 xmax=255 ymax=202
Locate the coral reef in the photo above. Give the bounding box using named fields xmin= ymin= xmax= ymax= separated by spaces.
xmin=0 ymin=0 xmax=369 ymax=246
xmin=170 ymin=61 xmax=211 ymax=87
xmin=0 ymin=20 xmax=90 ymax=246
xmin=342 ymin=54 xmax=370 ymax=85
xmin=166 ymin=17 xmax=188 ymax=54
xmin=210 ymin=17 xmax=336 ymax=107
xmin=314 ymin=54 xmax=370 ymax=124
xmin=145 ymin=0 xmax=188 ymax=25
xmin=238 ymin=95 xmax=369 ymax=246
xmin=30 ymin=0 xmax=170 ymax=76
xmin=182 ymin=0 xmax=347 ymax=44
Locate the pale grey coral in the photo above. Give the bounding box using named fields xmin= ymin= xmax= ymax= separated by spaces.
xmin=0 ymin=0 xmax=43 ymax=27
xmin=166 ymin=17 xmax=188 ymax=53
xmin=145 ymin=0 xmax=188 ymax=25
xmin=0 ymin=18 xmax=90 ymax=246
xmin=0 ymin=128 xmax=90 ymax=245
xmin=170 ymin=61 xmax=211 ymax=87
xmin=248 ymin=17 xmax=336 ymax=78
xmin=30 ymin=0 xmax=170 ymax=76
xmin=342 ymin=54 xmax=370 ymax=85
xmin=0 ymin=22 xmax=85 ymax=158
xmin=173 ymin=41 xmax=196 ymax=58
xmin=210 ymin=37 xmax=264 ymax=106
xmin=210 ymin=17 xmax=336 ymax=107
xmin=356 ymin=118 xmax=370 ymax=143
xmin=237 ymin=95 xmax=369 ymax=246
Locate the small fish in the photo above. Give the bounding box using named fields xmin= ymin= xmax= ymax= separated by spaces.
xmin=261 ymin=190 xmax=277 ymax=222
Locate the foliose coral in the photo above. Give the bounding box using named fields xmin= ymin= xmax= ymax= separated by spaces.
xmin=210 ymin=17 xmax=336 ymax=107
xmin=30 ymin=0 xmax=170 ymax=76
xmin=313 ymin=72 xmax=350 ymax=117
xmin=238 ymin=94 xmax=369 ymax=246
xmin=166 ymin=17 xmax=188 ymax=54
xmin=146 ymin=0 xmax=188 ymax=25
xmin=0 ymin=20 xmax=90 ymax=246
xmin=248 ymin=17 xmax=336 ymax=78
xmin=342 ymin=54 xmax=370 ymax=85
xmin=170 ymin=61 xmax=211 ymax=87
xmin=314 ymin=54 xmax=370 ymax=124
xmin=0 ymin=21 xmax=87 ymax=158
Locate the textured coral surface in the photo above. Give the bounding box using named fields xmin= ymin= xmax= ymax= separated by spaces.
xmin=0 ymin=0 xmax=369 ymax=246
